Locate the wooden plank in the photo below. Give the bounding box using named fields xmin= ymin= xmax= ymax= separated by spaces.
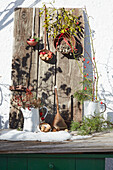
xmin=10 ymin=8 xmax=84 ymax=129
xmin=30 ymin=9 xmax=40 ymax=93
xmin=9 ymin=8 xmax=39 ymax=128
xmin=38 ymin=8 xmax=56 ymax=125
xmin=0 ymin=130 xmax=113 ymax=154
xmin=38 ymin=8 xmax=84 ymax=127
xmin=56 ymin=8 xmax=84 ymax=124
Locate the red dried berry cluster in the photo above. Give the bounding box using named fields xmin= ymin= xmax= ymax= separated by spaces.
xmin=39 ymin=112 xmax=45 ymax=121
xmin=12 ymin=88 xmax=36 ymax=110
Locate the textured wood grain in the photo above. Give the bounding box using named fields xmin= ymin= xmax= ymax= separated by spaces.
xmin=10 ymin=8 xmax=84 ymax=128
xmin=56 ymin=8 xmax=84 ymax=124
xmin=38 ymin=8 xmax=56 ymax=125
xmin=0 ymin=130 xmax=113 ymax=154
xmin=9 ymin=8 xmax=39 ymax=128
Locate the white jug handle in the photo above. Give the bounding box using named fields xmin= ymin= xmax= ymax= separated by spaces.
xmin=40 ymin=106 xmax=48 ymax=118
xmin=100 ymin=103 xmax=106 ymax=113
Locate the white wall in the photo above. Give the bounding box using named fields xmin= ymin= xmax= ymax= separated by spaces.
xmin=0 ymin=0 xmax=113 ymax=128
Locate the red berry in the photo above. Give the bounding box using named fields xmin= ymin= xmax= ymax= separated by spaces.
xmin=84 ymin=66 xmax=86 ymax=68
xmin=28 ymin=107 xmax=31 ymax=111
xmin=84 ymin=75 xmax=86 ymax=77
xmin=41 ymin=117 xmax=45 ymax=121
xmin=100 ymin=101 xmax=103 ymax=104
xmin=40 ymin=52 xmax=43 ymax=55
xmin=87 ymin=73 xmax=89 ymax=76
xmin=93 ymin=57 xmax=95 ymax=60
xmin=87 ymin=61 xmax=89 ymax=64
xmin=74 ymin=47 xmax=77 ymax=51
xmin=83 ymin=58 xmax=85 ymax=61
xmin=42 ymin=52 xmax=46 ymax=55
xmin=40 ymin=112 xmax=43 ymax=117
xmin=95 ymin=77 xmax=96 ymax=79
xmin=76 ymin=21 xmax=79 ymax=25
xmin=84 ymin=87 xmax=87 ymax=90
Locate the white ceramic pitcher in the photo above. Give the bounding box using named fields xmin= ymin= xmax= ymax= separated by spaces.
xmin=21 ymin=108 xmax=40 ymax=132
xmin=21 ymin=106 xmax=48 ymax=132
xmin=84 ymin=101 xmax=106 ymax=117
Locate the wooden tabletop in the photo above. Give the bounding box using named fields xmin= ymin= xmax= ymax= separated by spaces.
xmin=0 ymin=130 xmax=113 ymax=154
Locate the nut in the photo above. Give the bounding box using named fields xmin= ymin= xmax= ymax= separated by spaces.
xmin=41 ymin=56 xmax=46 ymax=60
xmin=41 ymin=125 xmax=45 ymax=132
xmin=44 ymin=54 xmax=48 ymax=58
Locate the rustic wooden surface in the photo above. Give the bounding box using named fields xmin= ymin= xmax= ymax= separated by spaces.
xmin=0 ymin=130 xmax=113 ymax=154
xmin=10 ymin=8 xmax=84 ymax=129
xmin=9 ymin=8 xmax=40 ymax=128
xmin=37 ymin=8 xmax=84 ymax=126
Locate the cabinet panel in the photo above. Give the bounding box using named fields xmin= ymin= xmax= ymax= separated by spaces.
xmin=28 ymin=157 xmax=75 ymax=170
xmin=0 ymin=157 xmax=7 ymax=170
xmin=76 ymin=158 xmax=105 ymax=170
xmin=8 ymin=158 xmax=27 ymax=170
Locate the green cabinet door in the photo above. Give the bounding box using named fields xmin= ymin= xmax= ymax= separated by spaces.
xmin=0 ymin=154 xmax=107 ymax=170
xmin=8 ymin=157 xmax=27 ymax=170
xmin=28 ymin=157 xmax=75 ymax=170
xmin=0 ymin=157 xmax=7 ymax=170
xmin=76 ymin=158 xmax=105 ymax=170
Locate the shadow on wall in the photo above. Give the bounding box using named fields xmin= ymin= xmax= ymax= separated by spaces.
xmin=100 ymin=83 xmax=113 ymax=117
xmin=0 ymin=0 xmax=41 ymax=31
xmin=100 ymin=45 xmax=113 ymax=117
xmin=29 ymin=0 xmax=41 ymax=7
xmin=0 ymin=115 xmax=9 ymax=129
xmin=0 ymin=87 xmax=3 ymax=106
xmin=0 ymin=85 xmax=10 ymax=129
xmin=0 ymin=116 xmax=1 ymax=129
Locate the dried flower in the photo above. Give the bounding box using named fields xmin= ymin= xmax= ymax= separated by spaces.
xmin=11 ymin=89 xmax=42 ymax=109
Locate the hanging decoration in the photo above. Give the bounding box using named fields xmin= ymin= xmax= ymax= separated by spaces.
xmin=27 ymin=8 xmax=39 ymax=46
xmin=39 ymin=5 xmax=53 ymax=61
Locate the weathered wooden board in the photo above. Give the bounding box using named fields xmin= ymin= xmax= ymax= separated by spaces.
xmin=38 ymin=8 xmax=84 ymax=127
xmin=0 ymin=130 xmax=113 ymax=154
xmin=10 ymin=8 xmax=84 ymax=128
xmin=9 ymin=8 xmax=40 ymax=128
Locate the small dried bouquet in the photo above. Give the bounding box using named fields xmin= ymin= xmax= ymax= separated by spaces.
xmin=11 ymin=88 xmax=42 ymax=110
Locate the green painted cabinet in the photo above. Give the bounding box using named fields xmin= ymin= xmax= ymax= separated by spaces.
xmin=0 ymin=153 xmax=109 ymax=170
